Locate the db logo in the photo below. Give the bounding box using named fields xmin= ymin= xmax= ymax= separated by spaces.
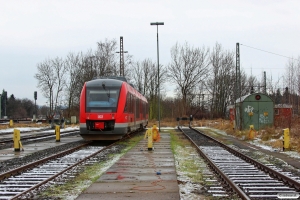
xmin=98 ymin=115 xmax=103 ymax=119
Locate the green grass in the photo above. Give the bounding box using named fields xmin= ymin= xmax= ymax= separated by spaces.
xmin=169 ymin=129 xmax=204 ymax=183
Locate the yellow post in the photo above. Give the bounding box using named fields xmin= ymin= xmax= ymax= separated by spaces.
xmin=144 ymin=129 xmax=153 ymax=150
xmin=55 ymin=125 xmax=60 ymax=142
xmin=283 ymin=128 xmax=290 ymax=151
xmin=233 ymin=120 xmax=236 ymax=130
xmin=9 ymin=120 xmax=13 ymax=127
xmin=152 ymin=124 xmax=160 ymax=142
xmin=13 ymin=129 xmax=21 ymax=151
xmin=249 ymin=125 xmax=255 ymax=140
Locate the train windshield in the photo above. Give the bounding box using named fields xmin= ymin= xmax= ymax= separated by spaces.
xmin=86 ymin=87 xmax=120 ymax=112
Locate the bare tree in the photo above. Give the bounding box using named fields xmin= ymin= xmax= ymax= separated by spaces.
xmin=94 ymin=39 xmax=119 ymax=77
xmin=206 ymin=43 xmax=235 ymax=118
xmin=168 ymin=42 xmax=210 ymax=116
xmin=131 ymin=61 xmax=144 ymax=93
xmin=64 ymin=52 xmax=83 ymax=117
xmin=284 ymin=59 xmax=298 ymax=105
xmin=34 ymin=57 xmax=66 ymax=118
xmin=130 ymin=58 xmax=167 ymax=120
xmin=52 ymin=57 xmax=67 ymax=111
xmin=35 ymin=59 xmax=55 ymax=115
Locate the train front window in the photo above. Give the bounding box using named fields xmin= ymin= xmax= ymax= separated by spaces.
xmin=86 ymin=87 xmax=120 ymax=112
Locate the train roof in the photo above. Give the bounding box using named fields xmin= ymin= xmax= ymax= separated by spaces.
xmin=86 ymin=78 xmax=123 ymax=88
xmin=87 ymin=76 xmax=146 ymax=101
xmin=92 ymin=76 xmax=128 ymax=82
xmin=89 ymin=76 xmax=137 ymax=89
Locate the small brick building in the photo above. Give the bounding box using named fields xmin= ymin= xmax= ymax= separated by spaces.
xmin=274 ymin=104 xmax=292 ymax=128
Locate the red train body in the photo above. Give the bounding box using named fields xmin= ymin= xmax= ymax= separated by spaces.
xmin=79 ymin=77 xmax=148 ymax=140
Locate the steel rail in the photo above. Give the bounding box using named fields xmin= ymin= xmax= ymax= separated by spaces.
xmin=178 ymin=126 xmax=251 ymax=200
xmin=11 ymin=141 xmax=116 ymax=200
xmin=0 ymin=130 xmax=79 ymax=145
xmin=189 ymin=126 xmax=300 ymax=191
xmin=0 ymin=141 xmax=91 ymax=181
xmin=6 ymin=129 xmax=142 ymax=199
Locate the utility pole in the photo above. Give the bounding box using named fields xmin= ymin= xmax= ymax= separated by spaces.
xmin=236 ymin=43 xmax=241 ymax=130
xmin=0 ymin=94 xmax=1 ymax=119
xmin=263 ymin=71 xmax=266 ymax=94
xmin=236 ymin=43 xmax=241 ymax=100
xmin=116 ymin=36 xmax=128 ymax=76
xmin=34 ymin=91 xmax=37 ymax=121
xmin=3 ymin=91 xmax=7 ymax=117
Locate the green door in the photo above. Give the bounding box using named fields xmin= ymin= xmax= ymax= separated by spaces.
xmin=242 ymin=94 xmax=274 ymax=130
xmin=242 ymin=102 xmax=259 ymax=130
xmin=257 ymin=101 xmax=273 ymax=129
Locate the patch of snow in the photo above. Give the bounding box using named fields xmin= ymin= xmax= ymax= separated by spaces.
xmin=198 ymin=127 xmax=300 ymax=161
xmin=0 ymin=126 xmax=79 ymax=133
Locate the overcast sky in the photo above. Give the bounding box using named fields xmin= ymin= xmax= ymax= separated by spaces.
xmin=1 ymin=0 xmax=299 ymax=106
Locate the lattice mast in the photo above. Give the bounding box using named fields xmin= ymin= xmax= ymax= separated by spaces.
xmin=116 ymin=36 xmax=128 ymax=77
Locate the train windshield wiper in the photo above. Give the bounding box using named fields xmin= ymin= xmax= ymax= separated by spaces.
xmin=102 ymin=82 xmax=110 ymax=101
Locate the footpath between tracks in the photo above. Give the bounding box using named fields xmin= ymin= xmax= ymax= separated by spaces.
xmin=76 ymin=133 xmax=180 ymax=200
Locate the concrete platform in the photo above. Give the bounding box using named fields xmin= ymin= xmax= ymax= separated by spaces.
xmin=76 ymin=133 xmax=180 ymax=200
xmin=0 ymin=135 xmax=83 ymax=161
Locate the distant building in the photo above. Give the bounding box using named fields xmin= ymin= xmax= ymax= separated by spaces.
xmin=227 ymin=94 xmax=294 ymax=130
xmin=274 ymin=104 xmax=292 ymax=128
xmin=231 ymin=93 xmax=274 ymax=130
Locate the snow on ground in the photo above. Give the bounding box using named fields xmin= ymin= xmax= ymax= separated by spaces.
xmin=0 ymin=125 xmax=79 ymax=133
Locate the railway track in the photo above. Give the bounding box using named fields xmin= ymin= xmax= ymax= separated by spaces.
xmin=0 ymin=128 xmax=142 ymax=200
xmin=0 ymin=140 xmax=116 ymax=200
xmin=0 ymin=130 xmax=80 ymax=150
xmin=179 ymin=126 xmax=300 ymax=199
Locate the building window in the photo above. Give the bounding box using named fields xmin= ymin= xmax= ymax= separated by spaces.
xmin=274 ymin=109 xmax=279 ymax=115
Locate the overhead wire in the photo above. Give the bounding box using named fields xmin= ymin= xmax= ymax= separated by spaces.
xmin=240 ymin=44 xmax=300 ymax=62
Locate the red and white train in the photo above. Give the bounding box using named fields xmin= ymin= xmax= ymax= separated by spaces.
xmin=79 ymin=77 xmax=148 ymax=140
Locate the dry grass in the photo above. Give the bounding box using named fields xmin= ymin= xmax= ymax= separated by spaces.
xmin=199 ymin=118 xmax=300 ymax=153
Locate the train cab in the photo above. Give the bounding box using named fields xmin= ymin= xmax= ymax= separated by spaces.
xmin=79 ymin=77 xmax=148 ymax=140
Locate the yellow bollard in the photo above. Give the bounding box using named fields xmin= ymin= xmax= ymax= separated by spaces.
xmin=249 ymin=125 xmax=255 ymax=140
xmin=283 ymin=128 xmax=290 ymax=151
xmin=55 ymin=125 xmax=60 ymax=142
xmin=9 ymin=120 xmax=13 ymax=127
xmin=13 ymin=129 xmax=23 ymax=151
xmin=144 ymin=129 xmax=153 ymax=150
xmin=152 ymin=124 xmax=160 ymax=142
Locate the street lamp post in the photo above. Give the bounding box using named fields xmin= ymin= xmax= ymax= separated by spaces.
xmin=150 ymin=22 xmax=164 ymax=131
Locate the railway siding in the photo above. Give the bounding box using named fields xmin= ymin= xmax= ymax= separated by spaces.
xmin=181 ymin=126 xmax=300 ymax=199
